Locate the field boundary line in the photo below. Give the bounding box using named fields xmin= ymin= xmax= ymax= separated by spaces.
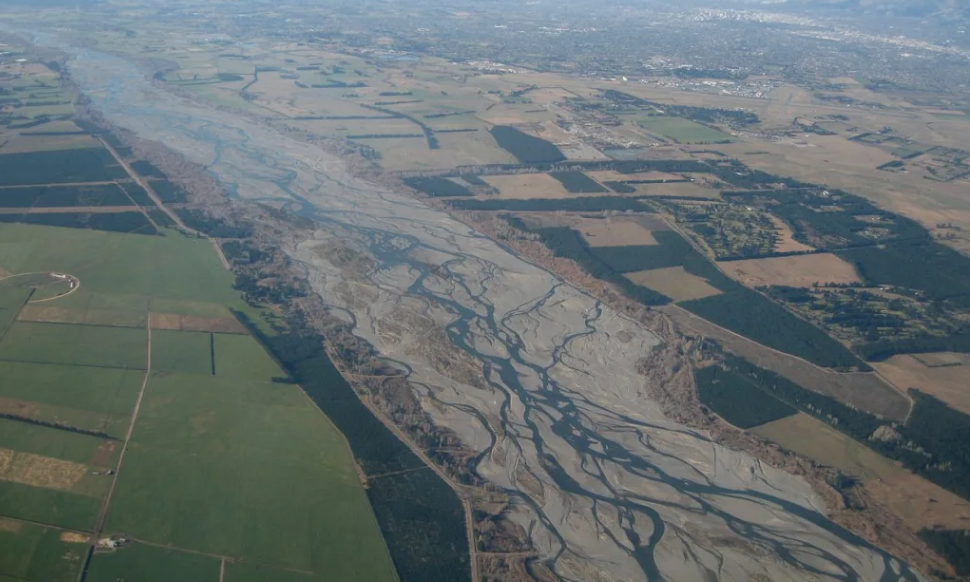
xmin=97 ymin=138 xmax=189 ymax=232
xmin=0 ymin=181 xmax=120 ymax=189
xmin=0 ymin=206 xmax=138 ymax=215
xmin=0 ymin=513 xmax=91 ymax=535
xmin=99 ymin=136 xmax=233 ymax=269
xmin=127 ymin=536 xmax=315 ymax=575
xmin=78 ymin=299 xmax=153 ymax=582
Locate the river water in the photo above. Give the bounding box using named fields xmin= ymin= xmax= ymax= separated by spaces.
xmin=35 ymin=36 xmax=923 ymax=582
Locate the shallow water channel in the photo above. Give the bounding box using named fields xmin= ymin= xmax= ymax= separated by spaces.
xmin=34 ymin=37 xmax=925 ymax=582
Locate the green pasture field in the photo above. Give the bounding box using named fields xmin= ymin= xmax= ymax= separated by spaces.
xmin=0 ymin=363 xmax=140 ymax=437
xmin=0 ymin=322 xmax=146 ymax=369
xmin=104 ymin=369 xmax=396 ymax=581
xmin=151 ymin=329 xmax=213 ymax=376
xmin=0 ymin=286 xmax=30 ymax=338
xmin=86 ymin=542 xmax=220 ymax=582
xmin=0 ymin=223 xmax=238 ymax=305
xmin=151 ymin=298 xmax=234 ymax=318
xmin=0 ymin=481 xmax=99 ymax=531
xmin=0 ymin=520 xmax=87 ymax=582
xmin=213 ymin=333 xmax=281 ymax=379
xmin=0 ymin=222 xmax=395 ymax=581
xmin=0 ymin=418 xmax=107 ymax=465
xmin=636 ymin=115 xmax=733 ymax=144
xmin=226 ymin=562 xmax=317 ymax=582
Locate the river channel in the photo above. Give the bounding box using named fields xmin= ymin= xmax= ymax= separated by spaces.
xmin=35 ymin=37 xmax=923 ymax=582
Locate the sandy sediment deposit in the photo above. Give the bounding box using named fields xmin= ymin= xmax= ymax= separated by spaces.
xmin=58 ymin=42 xmax=923 ymax=582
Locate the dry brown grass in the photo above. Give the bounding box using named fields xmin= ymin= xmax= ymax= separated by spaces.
xmin=0 ymin=134 xmax=100 ymax=155
xmin=0 ymin=397 xmax=41 ymax=419
xmin=60 ymin=532 xmax=89 ymax=543
xmin=90 ymin=441 xmax=118 ymax=468
xmin=913 ymin=352 xmax=968 ymax=367
xmin=625 ymin=267 xmax=722 ymax=301
xmin=768 ymin=215 xmax=816 ymax=253
xmin=576 ymin=220 xmax=657 ymax=247
xmin=17 ymin=305 xmax=86 ymax=325
xmin=865 ymin=472 xmax=970 ymax=531
xmin=150 ymin=313 xmax=246 ymax=334
xmin=751 ymin=413 xmax=900 ymax=480
xmin=874 ymin=355 xmax=970 ymax=415
xmin=587 ymin=170 xmax=684 ymax=183
xmin=0 ymin=449 xmax=12 ymax=474
xmin=83 ymin=308 xmax=146 ymax=328
xmin=517 ymin=214 xmax=659 ymax=247
xmin=719 ymin=253 xmax=861 ymax=288
xmin=0 ymin=517 xmax=22 ymax=533
xmin=632 ymin=182 xmax=720 ymax=199
xmin=0 ymin=449 xmax=87 ymax=492
xmin=149 ymin=313 xmax=182 ymax=330
xmin=482 ymin=173 xmax=572 ymax=200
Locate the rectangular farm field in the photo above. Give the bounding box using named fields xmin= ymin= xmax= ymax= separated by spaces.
xmin=150 ymin=329 xmax=213 ymax=376
xmin=0 ymin=149 xmax=126 ymax=186
xmin=0 ymin=322 xmax=146 ymax=369
xmin=0 ymin=224 xmax=239 ymax=305
xmin=103 ymin=372 xmax=396 ymax=581
xmin=0 ymin=481 xmax=100 ymax=531
xmin=0 ymin=520 xmax=87 ymax=582
xmin=86 ymin=542 xmax=220 ymax=582
xmin=636 ymin=116 xmax=733 ymax=144
xmin=0 ymin=184 xmax=134 ymax=209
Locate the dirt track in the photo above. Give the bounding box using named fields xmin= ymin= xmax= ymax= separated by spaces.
xmin=83 ymin=300 xmax=153 ymax=578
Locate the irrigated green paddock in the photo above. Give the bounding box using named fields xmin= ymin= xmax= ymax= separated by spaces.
xmin=226 ymin=562 xmax=317 ymax=582
xmin=86 ymin=542 xmax=221 ymax=582
xmin=0 ymin=223 xmax=238 ymax=305
xmin=212 ymin=332 xmax=282 ymax=379
xmin=151 ymin=329 xmax=213 ymax=375
xmin=636 ymin=115 xmax=733 ymax=144
xmin=104 ymin=369 xmax=396 ymax=581
xmin=0 ymin=363 xmax=142 ymax=437
xmin=0 ymin=520 xmax=87 ymax=582
xmin=0 ymin=481 xmax=100 ymax=531
xmin=0 ymin=222 xmax=396 ymax=582
xmin=0 ymin=418 xmax=107 ymax=465
xmin=0 ymin=322 xmax=146 ymax=370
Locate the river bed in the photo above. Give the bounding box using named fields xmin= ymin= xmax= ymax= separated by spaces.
xmin=33 ymin=37 xmax=924 ymax=582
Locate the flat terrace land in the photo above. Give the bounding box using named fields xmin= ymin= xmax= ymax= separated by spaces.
xmin=0 ymin=223 xmax=396 ymax=582
xmin=586 ymin=170 xmax=684 ymax=183
xmin=519 ymin=213 xmax=661 ymax=247
xmin=751 ymin=413 xmax=899 ymax=481
xmin=750 ymin=413 xmax=970 ymax=531
xmin=625 ymin=267 xmax=722 ymax=302
xmin=719 ymin=253 xmax=862 ymax=288
xmin=576 ymin=219 xmax=657 ymax=247
xmin=481 ymin=173 xmax=573 ymax=199
xmin=874 ymin=355 xmax=970 ymax=416
xmin=630 ymin=181 xmax=721 ymax=199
